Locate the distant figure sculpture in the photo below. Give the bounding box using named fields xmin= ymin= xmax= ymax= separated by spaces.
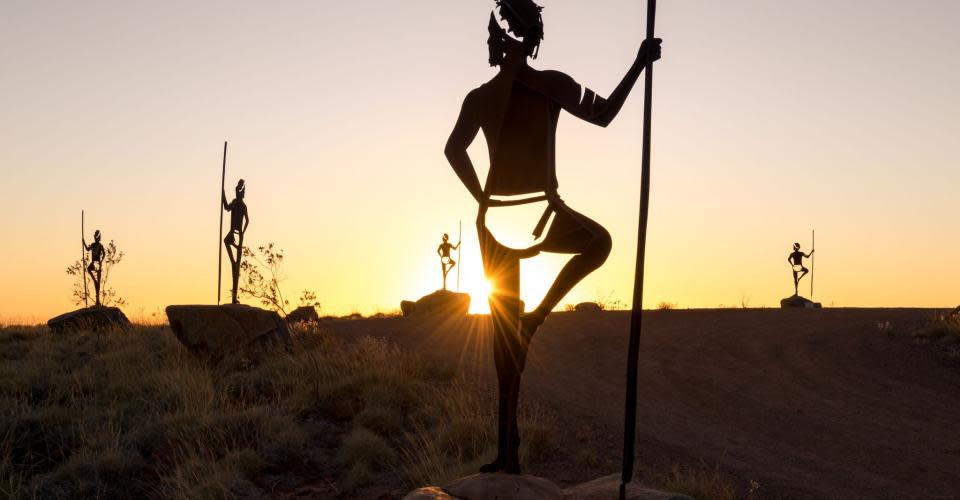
xmin=83 ymin=230 xmax=105 ymax=306
xmin=438 ymin=233 xmax=461 ymax=290
xmin=222 ymin=179 xmax=249 ymax=304
xmin=444 ymin=0 xmax=661 ymax=474
xmin=788 ymin=242 xmax=814 ymax=296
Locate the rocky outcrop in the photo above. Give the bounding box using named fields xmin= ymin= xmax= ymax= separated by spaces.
xmin=403 ymin=473 xmax=690 ymax=500
xmin=165 ymin=304 xmax=291 ymax=362
xmin=574 ymin=302 xmax=602 ymax=313
xmin=565 ymin=475 xmax=694 ymax=500
xmin=285 ymin=306 xmax=320 ymax=324
xmin=401 ymin=290 xmax=470 ymax=318
xmin=47 ymin=306 xmax=131 ymax=333
xmin=780 ymin=295 xmax=822 ymax=309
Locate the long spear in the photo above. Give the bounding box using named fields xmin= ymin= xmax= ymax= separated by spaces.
xmin=621 ymin=0 xmax=657 ymax=497
xmin=218 ymin=141 xmax=227 ymax=305
xmin=457 ymin=220 xmax=462 ymax=291
xmin=810 ymin=229 xmax=815 ymax=298
xmin=82 ymin=210 xmax=88 ymax=307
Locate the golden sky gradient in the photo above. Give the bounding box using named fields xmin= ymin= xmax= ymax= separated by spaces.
xmin=2 ymin=0 xmax=959 ymax=323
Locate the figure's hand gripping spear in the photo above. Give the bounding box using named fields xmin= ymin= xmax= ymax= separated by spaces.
xmin=621 ymin=0 xmax=657 ymax=497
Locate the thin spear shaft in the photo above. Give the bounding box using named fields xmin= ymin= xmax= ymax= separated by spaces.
xmin=621 ymin=0 xmax=656 ymax=497
xmin=811 ymin=229 xmax=815 ymax=298
xmin=457 ymin=220 xmax=462 ymax=291
xmin=218 ymin=141 xmax=227 ymax=305
xmin=82 ymin=210 xmax=88 ymax=307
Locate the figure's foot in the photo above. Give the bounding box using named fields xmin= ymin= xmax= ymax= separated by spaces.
xmin=478 ymin=457 xmax=521 ymax=474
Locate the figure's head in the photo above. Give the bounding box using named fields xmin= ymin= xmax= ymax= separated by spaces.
xmin=236 ymin=179 xmax=246 ymax=199
xmin=793 ymin=242 xmax=801 ymax=251
xmin=94 ymin=230 xmax=101 ymax=242
xmin=488 ymin=0 xmax=544 ymax=67
xmin=443 ymin=233 xmax=449 ymax=242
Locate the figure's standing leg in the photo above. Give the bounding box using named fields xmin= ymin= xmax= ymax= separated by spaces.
xmin=793 ymin=270 xmax=799 ymax=295
xmin=442 ymin=262 xmax=448 ymax=290
xmin=480 ymin=243 xmax=523 ymax=474
xmin=232 ymin=232 xmax=244 ymax=304
xmin=224 ymin=233 xmax=239 ymax=304
xmin=86 ymin=262 xmax=98 ymax=306
xmin=95 ymin=262 xmax=103 ymax=306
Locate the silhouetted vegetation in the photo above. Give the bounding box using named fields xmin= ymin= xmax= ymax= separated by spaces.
xmin=238 ymin=242 xmax=321 ymax=316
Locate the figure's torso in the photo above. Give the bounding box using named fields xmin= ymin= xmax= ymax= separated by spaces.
xmin=475 ymin=69 xmax=563 ymax=196
xmin=229 ymin=200 xmax=247 ymax=230
xmin=790 ymin=251 xmax=804 ymax=265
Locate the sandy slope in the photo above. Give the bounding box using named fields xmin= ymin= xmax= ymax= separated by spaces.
xmin=327 ymin=309 xmax=960 ymax=499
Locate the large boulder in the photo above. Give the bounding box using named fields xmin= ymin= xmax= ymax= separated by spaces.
xmin=47 ymin=306 xmax=131 ymax=333
xmin=165 ymin=304 xmax=291 ymax=362
xmin=401 ymin=289 xmax=470 ymax=318
xmin=780 ymin=295 xmax=822 ymax=309
xmin=403 ymin=474 xmax=690 ymax=500
xmin=574 ymin=302 xmax=602 ymax=313
xmin=564 ymin=475 xmax=694 ymax=500
xmin=285 ymin=305 xmax=320 ymax=324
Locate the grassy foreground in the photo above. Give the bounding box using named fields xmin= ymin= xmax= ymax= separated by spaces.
xmin=0 ymin=322 xmax=558 ymax=499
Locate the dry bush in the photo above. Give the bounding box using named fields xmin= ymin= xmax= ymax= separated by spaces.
xmin=656 ymin=301 xmax=677 ymax=311
xmin=909 ymin=312 xmax=960 ymax=366
xmin=659 ymin=461 xmax=751 ymax=500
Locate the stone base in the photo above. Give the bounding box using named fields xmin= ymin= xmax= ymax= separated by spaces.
xmin=401 ymin=289 xmax=470 ymax=318
xmin=404 ymin=473 xmax=691 ymax=500
xmin=780 ymin=294 xmax=822 ymax=309
xmin=47 ymin=306 xmax=131 ymax=334
xmin=165 ymin=304 xmax=291 ymax=363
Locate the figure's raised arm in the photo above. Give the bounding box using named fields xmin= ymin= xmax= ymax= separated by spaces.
xmin=444 ymin=91 xmax=485 ymax=204
xmin=544 ymin=38 xmax=662 ymax=128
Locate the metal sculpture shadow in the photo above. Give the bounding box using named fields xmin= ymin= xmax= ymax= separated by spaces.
xmin=788 ymin=242 xmax=814 ymax=296
xmin=438 ymin=233 xmax=461 ymax=290
xmin=445 ymin=0 xmax=661 ymax=474
xmin=222 ymin=179 xmax=249 ymax=304
xmin=83 ymin=230 xmax=105 ymax=306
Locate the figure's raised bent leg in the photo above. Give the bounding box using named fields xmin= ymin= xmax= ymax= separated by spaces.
xmin=524 ymin=206 xmax=612 ymax=339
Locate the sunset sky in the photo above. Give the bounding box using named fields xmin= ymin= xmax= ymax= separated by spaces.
xmin=2 ymin=0 xmax=958 ymax=323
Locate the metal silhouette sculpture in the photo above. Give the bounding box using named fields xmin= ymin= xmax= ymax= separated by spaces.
xmin=83 ymin=229 xmax=105 ymax=306
xmin=222 ymin=179 xmax=249 ymax=304
xmin=438 ymin=233 xmax=461 ymax=290
xmin=788 ymin=242 xmax=815 ymax=296
xmin=445 ymin=0 xmax=662 ymax=474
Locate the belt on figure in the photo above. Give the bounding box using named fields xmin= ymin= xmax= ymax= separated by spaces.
xmin=484 ymin=191 xmax=562 ymax=239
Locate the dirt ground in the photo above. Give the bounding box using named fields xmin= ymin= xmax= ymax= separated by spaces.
xmin=326 ymin=308 xmax=960 ymax=499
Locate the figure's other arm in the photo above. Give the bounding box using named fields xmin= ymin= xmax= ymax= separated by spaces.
xmin=242 ymin=211 xmax=250 ymax=234
xmin=805 ymin=250 xmax=815 ymax=258
xmin=444 ymin=91 xmax=485 ymax=204
xmin=222 ymin=191 xmax=229 ymax=211
xmin=549 ymin=38 xmax=662 ymax=128
xmin=437 ymin=245 xmax=444 ymax=257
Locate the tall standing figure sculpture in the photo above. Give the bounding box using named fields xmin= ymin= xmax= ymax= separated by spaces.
xmin=222 ymin=179 xmax=249 ymax=304
xmin=445 ymin=0 xmax=662 ymax=474
xmin=438 ymin=233 xmax=461 ymax=290
xmin=83 ymin=230 xmax=105 ymax=306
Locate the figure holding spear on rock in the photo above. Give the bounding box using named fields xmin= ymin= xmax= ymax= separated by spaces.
xmin=222 ymin=178 xmax=249 ymax=304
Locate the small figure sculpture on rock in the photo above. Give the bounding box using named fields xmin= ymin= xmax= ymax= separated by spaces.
xmin=83 ymin=230 xmax=105 ymax=306
xmin=438 ymin=233 xmax=461 ymax=290
xmin=222 ymin=179 xmax=249 ymax=304
xmin=788 ymin=242 xmax=814 ymax=296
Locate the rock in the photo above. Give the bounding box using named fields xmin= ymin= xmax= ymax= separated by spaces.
xmin=564 ymin=474 xmax=694 ymax=500
xmin=574 ymin=302 xmax=602 ymax=313
xmin=165 ymin=304 xmax=291 ymax=362
xmin=444 ymin=474 xmax=564 ymax=500
xmin=285 ymin=306 xmax=319 ymax=324
xmin=780 ymin=295 xmax=822 ymax=309
xmin=401 ymin=289 xmax=470 ymax=318
xmin=47 ymin=306 xmax=131 ymax=333
xmin=403 ymin=487 xmax=457 ymax=500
